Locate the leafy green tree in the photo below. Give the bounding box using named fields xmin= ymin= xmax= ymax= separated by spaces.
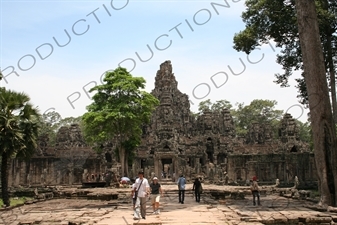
xmin=211 ymin=100 xmax=233 ymax=112
xmin=0 ymin=88 xmax=40 ymax=206
xmin=114 ymin=136 xmax=140 ymax=171
xmin=39 ymin=110 xmax=83 ymax=147
xmin=198 ymin=99 xmax=232 ymax=113
xmin=198 ymin=99 xmax=212 ymax=113
xmin=296 ymin=120 xmax=312 ymax=147
xmin=233 ymin=0 xmax=337 ymax=120
xmin=82 ymin=67 xmax=159 ymax=176
xmin=57 ymin=116 xmax=82 ymax=128
xmin=38 ymin=111 xmax=62 ymax=146
xmin=233 ymin=99 xmax=284 ymax=136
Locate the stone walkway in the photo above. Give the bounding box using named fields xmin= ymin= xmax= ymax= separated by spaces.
xmin=1 ymin=184 xmax=337 ymax=225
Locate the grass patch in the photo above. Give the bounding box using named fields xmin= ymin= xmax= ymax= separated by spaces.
xmin=0 ymin=196 xmax=33 ymax=207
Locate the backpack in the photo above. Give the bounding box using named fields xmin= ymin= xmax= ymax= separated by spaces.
xmin=251 ymin=181 xmax=259 ymax=191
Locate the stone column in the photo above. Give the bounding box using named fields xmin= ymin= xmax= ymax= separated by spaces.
xmin=14 ymin=161 xmax=21 ymax=187
xmin=69 ymin=170 xmax=73 ymax=185
xmin=195 ymin=159 xmax=200 ymax=174
xmin=270 ymin=163 xmax=275 ymax=181
xmin=20 ymin=161 xmax=27 ymax=186
xmin=154 ymin=157 xmax=159 ymax=180
xmin=173 ymin=157 xmax=178 ymax=176
xmin=159 ymin=158 xmax=163 ymax=178
xmin=213 ymin=154 xmax=217 ymax=165
xmin=144 ymin=167 xmax=149 ymax=178
xmin=56 ymin=170 xmax=62 ymax=184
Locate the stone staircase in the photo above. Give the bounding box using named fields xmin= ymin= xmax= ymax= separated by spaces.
xmin=158 ymin=178 xmax=175 ymax=185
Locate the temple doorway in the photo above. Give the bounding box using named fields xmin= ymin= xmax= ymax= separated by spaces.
xmin=217 ymin=153 xmax=227 ymax=164
xmin=206 ymin=138 xmax=214 ymax=163
xmin=161 ymin=158 xmax=172 ymax=179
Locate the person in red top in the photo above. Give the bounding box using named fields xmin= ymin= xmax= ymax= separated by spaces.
xmin=251 ymin=176 xmax=261 ymax=206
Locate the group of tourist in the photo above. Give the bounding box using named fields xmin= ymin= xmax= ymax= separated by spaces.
xmin=130 ymin=171 xmax=262 ymax=220
xmin=131 ymin=171 xmax=163 ymax=220
xmin=130 ymin=171 xmax=204 ymax=220
xmin=177 ymin=174 xmax=203 ymax=203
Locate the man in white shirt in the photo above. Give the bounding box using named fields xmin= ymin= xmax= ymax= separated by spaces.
xmin=132 ymin=171 xmax=150 ymax=219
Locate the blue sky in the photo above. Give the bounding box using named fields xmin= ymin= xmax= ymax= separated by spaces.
xmin=1 ymin=0 xmax=308 ymax=122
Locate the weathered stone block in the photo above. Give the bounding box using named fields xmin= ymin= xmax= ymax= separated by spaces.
xmin=305 ymin=217 xmax=332 ymax=223
xmin=272 ymin=216 xmax=288 ymax=223
xmin=332 ymin=215 xmax=337 ymax=222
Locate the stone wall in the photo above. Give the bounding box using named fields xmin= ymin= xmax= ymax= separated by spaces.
xmin=8 ymin=151 xmax=106 ymax=187
xmin=227 ymin=152 xmax=316 ymax=185
xmin=7 ymin=125 xmax=107 ymax=187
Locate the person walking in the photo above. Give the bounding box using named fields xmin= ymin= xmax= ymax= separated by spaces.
xmin=177 ymin=174 xmax=186 ymax=204
xmin=192 ymin=178 xmax=202 ymax=202
xmin=150 ymin=177 xmax=163 ymax=214
xmin=251 ymin=176 xmax=261 ymax=206
xmin=132 ymin=171 xmax=150 ymax=219
xmin=131 ymin=182 xmax=140 ymax=219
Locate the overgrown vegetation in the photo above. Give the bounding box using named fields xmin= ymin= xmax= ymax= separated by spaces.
xmin=0 ymin=197 xmax=33 ymax=207
xmin=195 ymin=98 xmax=312 ymax=144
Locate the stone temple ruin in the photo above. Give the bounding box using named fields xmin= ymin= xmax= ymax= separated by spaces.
xmin=7 ymin=61 xmax=316 ymax=187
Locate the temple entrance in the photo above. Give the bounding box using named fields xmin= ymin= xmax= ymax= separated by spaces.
xmin=141 ymin=159 xmax=146 ymax=170
xmin=217 ymin=153 xmax=227 ymax=164
xmin=105 ymin=153 xmax=112 ymax=169
xmin=290 ymin=145 xmax=298 ymax=152
xmin=206 ymin=138 xmax=214 ymax=163
xmin=161 ymin=158 xmax=172 ymax=179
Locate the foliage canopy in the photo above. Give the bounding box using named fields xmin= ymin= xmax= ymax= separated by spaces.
xmin=82 ymin=67 xmax=159 ymax=176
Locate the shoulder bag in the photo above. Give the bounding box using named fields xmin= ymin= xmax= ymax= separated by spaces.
xmin=134 ymin=179 xmax=143 ymax=199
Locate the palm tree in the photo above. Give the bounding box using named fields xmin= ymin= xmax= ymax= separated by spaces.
xmin=0 ymin=88 xmax=40 ymax=206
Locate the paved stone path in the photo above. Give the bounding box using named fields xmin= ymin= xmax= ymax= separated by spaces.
xmin=1 ymin=184 xmax=337 ymax=225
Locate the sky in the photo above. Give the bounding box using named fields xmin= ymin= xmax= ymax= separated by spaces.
xmin=0 ymin=0 xmax=309 ymax=122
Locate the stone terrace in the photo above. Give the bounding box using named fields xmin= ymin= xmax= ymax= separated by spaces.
xmin=1 ymin=184 xmax=337 ymax=225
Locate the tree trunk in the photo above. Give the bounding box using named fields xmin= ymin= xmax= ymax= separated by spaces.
xmin=322 ymin=0 xmax=337 ymax=123
xmin=118 ymin=145 xmax=125 ymax=177
xmin=330 ymin=68 xmax=337 ymax=123
xmin=1 ymin=152 xmax=10 ymax=207
xmin=295 ymin=0 xmax=337 ymax=206
xmin=124 ymin=150 xmax=129 ymax=177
